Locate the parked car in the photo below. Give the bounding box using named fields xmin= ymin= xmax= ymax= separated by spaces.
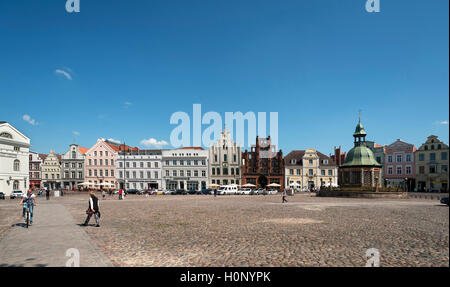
xmin=164 ymin=190 xmax=175 ymax=195
xmin=10 ymin=190 xmax=24 ymax=199
xmin=112 ymin=190 xmax=120 ymax=194
xmin=0 ymin=192 xmax=5 ymax=200
xmin=174 ymin=189 xmax=187 ymax=195
xmin=253 ymin=188 xmax=264 ymax=195
xmin=267 ymin=189 xmax=278 ymax=195
xmin=187 ymin=189 xmax=198 ymax=195
xmin=218 ymin=185 xmax=238 ymax=195
xmin=238 ymin=188 xmax=252 ymax=195
xmin=126 ymin=189 xmax=141 ymax=194
xmin=440 ymin=197 xmax=449 ymax=206
xmin=200 ymin=189 xmax=211 ymax=195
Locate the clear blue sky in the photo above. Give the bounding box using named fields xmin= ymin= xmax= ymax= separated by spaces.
xmin=0 ymin=0 xmax=448 ymax=155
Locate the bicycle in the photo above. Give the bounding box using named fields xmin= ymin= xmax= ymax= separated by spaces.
xmin=24 ymin=203 xmax=30 ymax=228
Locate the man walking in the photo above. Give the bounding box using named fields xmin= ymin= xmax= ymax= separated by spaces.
xmin=82 ymin=191 xmax=100 ymax=227
xmin=45 ymin=188 xmax=50 ymax=200
xmin=282 ymin=189 xmax=288 ymax=203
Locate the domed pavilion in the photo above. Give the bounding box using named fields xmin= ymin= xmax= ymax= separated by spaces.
xmin=339 ymin=118 xmax=382 ymax=188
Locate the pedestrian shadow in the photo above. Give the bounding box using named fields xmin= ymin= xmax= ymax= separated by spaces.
xmin=11 ymin=223 xmax=27 ymax=228
xmin=0 ymin=263 xmax=25 ymax=267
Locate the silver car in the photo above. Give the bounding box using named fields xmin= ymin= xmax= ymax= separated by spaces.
xmin=10 ymin=190 xmax=24 ymax=199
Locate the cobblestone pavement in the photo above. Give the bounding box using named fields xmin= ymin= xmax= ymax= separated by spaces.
xmin=0 ymin=199 xmax=112 ymax=267
xmin=57 ymin=193 xmax=448 ymax=267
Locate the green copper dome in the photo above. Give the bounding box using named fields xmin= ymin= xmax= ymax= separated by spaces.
xmin=342 ymin=117 xmax=381 ymax=168
xmin=341 ymin=145 xmax=382 ymax=167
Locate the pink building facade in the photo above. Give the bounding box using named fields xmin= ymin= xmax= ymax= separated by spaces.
xmin=84 ymin=138 xmax=119 ymax=189
xmin=384 ymin=139 xmax=416 ymax=191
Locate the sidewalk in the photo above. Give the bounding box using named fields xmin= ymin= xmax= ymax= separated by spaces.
xmin=0 ymin=203 xmax=112 ymax=267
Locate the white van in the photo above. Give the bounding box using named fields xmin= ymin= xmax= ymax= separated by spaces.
xmin=218 ymin=185 xmax=238 ymax=195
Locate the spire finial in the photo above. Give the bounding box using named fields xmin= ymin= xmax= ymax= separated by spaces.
xmin=358 ymin=109 xmax=362 ymax=123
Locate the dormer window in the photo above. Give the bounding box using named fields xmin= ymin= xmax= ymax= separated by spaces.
xmin=291 ymin=159 xmax=296 ymax=164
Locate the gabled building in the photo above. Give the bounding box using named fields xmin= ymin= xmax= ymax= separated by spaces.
xmin=414 ymin=135 xmax=448 ymax=192
xmin=241 ymin=136 xmax=284 ymax=189
xmin=61 ymin=144 xmax=88 ymax=190
xmin=384 ymin=139 xmax=416 ymax=191
xmin=285 ymin=149 xmax=338 ymax=191
xmin=0 ymin=122 xmax=31 ymax=196
xmin=209 ymin=129 xmax=242 ymax=186
xmin=41 ymin=150 xmax=62 ymax=190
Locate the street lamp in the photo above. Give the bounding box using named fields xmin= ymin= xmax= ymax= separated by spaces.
xmin=375 ymin=175 xmax=379 ymax=192
xmin=404 ymin=177 xmax=408 ymax=192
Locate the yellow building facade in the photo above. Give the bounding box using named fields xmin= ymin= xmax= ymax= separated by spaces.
xmin=284 ymin=148 xmax=338 ymax=191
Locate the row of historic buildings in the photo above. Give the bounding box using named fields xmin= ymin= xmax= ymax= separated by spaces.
xmin=0 ymin=119 xmax=448 ymax=196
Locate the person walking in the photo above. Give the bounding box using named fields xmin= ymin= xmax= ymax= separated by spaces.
xmin=282 ymin=189 xmax=288 ymax=203
xmin=82 ymin=191 xmax=101 ymax=227
xmin=213 ymin=188 xmax=217 ymax=198
xmin=45 ymin=188 xmax=50 ymax=200
xmin=119 ymin=189 xmax=123 ymax=200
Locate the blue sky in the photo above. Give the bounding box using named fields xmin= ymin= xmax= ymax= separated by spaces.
xmin=0 ymin=0 xmax=448 ymax=155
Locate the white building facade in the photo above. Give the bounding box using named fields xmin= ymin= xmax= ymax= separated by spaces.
xmin=209 ymin=130 xmax=242 ymax=186
xmin=162 ymin=147 xmax=209 ymax=191
xmin=61 ymin=144 xmax=86 ymax=190
xmin=41 ymin=150 xmax=62 ymax=190
xmin=0 ymin=122 xmax=31 ymax=196
xmin=116 ymin=149 xmax=163 ymax=190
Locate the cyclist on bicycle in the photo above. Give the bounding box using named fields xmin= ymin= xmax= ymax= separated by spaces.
xmin=19 ymin=189 xmax=37 ymax=225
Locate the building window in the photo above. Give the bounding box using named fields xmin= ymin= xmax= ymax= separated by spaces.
xmin=406 ymin=154 xmax=411 ymax=162
xmin=202 ymin=170 xmax=206 ymax=177
xmin=376 ymin=157 xmax=381 ymax=164
xmin=289 ymin=169 xmax=294 ymax=175
xmin=429 ymin=166 xmax=436 ymax=174
xmin=396 ymin=166 xmax=402 ymax=175
xmin=308 ymin=169 xmax=313 ymax=176
xmin=187 ymin=170 xmax=191 ymax=177
xmin=224 ymin=154 xmax=227 ymax=162
xmin=154 ymin=172 xmax=158 ymax=179
xmin=297 ymin=169 xmax=301 ymax=175
xmin=14 ymin=146 xmax=20 ymax=151
xmin=419 ymin=154 xmax=424 ymax=161
xmin=442 ymin=165 xmax=448 ymax=173
xmin=387 ymin=156 xmax=393 ymax=163
xmin=388 ymin=167 xmax=393 ymax=175
xmin=328 ymin=170 xmax=333 ymax=176
xmin=166 ymin=170 xmax=169 ymax=177
xmin=194 ymin=170 xmax=198 ymax=177
xmin=13 ymin=180 xmax=19 ymax=190
xmin=172 ymin=170 xmax=177 ymax=177
xmin=321 ymin=170 xmax=325 ymax=176
xmin=78 ymin=172 xmax=82 ymax=179
xmin=105 ymin=170 xmax=109 ymax=177
xmin=13 ymin=160 xmax=20 ymax=171
xmin=442 ymin=152 xmax=448 ymax=161
xmin=405 ymin=166 xmax=411 ymax=175
xmin=430 ymin=153 xmax=436 ymax=161
xmin=173 ymin=160 xmax=177 ymax=166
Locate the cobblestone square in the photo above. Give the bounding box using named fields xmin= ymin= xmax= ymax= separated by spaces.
xmin=0 ymin=193 xmax=448 ymax=267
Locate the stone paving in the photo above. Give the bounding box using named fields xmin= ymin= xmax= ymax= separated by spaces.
xmin=0 ymin=199 xmax=112 ymax=267
xmin=0 ymin=193 xmax=448 ymax=267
